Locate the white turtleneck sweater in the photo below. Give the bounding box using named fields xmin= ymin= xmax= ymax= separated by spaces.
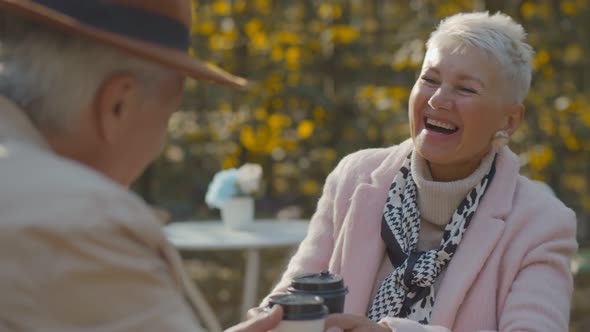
xmin=369 ymin=149 xmax=496 ymax=303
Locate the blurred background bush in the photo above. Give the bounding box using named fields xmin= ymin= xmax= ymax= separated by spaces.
xmin=132 ymin=0 xmax=590 ymax=329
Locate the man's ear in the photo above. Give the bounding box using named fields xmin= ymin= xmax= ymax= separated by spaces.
xmin=504 ymin=102 xmax=525 ymax=136
xmin=91 ymin=73 xmax=139 ymax=143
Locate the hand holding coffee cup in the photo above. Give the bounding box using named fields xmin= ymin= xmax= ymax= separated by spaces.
xmin=225 ymin=305 xmax=283 ymax=332
xmin=288 ymin=270 xmax=349 ymax=314
xmin=268 ymin=294 xmax=328 ymax=332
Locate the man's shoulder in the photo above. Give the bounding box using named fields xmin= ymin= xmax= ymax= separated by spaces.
xmin=0 ymin=142 xmax=155 ymax=229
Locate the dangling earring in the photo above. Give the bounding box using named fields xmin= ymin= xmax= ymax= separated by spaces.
xmin=492 ymin=130 xmax=510 ymax=150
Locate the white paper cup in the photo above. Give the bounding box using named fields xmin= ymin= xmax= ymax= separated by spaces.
xmin=269 ymin=294 xmax=328 ymax=332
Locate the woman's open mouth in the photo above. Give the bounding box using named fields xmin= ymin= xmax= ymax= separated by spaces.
xmin=424 ymin=117 xmax=459 ymax=135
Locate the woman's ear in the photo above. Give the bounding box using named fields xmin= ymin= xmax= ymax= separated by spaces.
xmin=91 ymin=73 xmax=139 ymax=143
xmin=504 ymin=102 xmax=525 ymax=136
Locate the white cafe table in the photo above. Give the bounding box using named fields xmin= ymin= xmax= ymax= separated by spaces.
xmin=164 ymin=219 xmax=309 ymax=331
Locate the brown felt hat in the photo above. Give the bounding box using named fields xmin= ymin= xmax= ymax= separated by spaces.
xmin=0 ymin=0 xmax=247 ymax=88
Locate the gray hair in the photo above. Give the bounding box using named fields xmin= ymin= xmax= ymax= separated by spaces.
xmin=426 ymin=12 xmax=534 ymax=103
xmin=0 ymin=15 xmax=173 ymax=133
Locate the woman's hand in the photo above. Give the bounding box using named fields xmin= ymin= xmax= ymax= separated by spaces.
xmin=224 ymin=305 xmax=283 ymax=332
xmin=325 ymin=314 xmax=391 ymax=332
xmin=246 ymin=306 xmax=266 ymax=319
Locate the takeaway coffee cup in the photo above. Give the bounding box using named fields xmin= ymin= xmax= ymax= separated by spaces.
xmin=268 ymin=293 xmax=328 ymax=332
xmin=288 ymin=270 xmax=349 ymax=314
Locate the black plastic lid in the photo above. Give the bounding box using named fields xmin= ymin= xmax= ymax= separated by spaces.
xmin=268 ymin=294 xmax=328 ymax=321
xmin=290 ymin=270 xmax=346 ymax=292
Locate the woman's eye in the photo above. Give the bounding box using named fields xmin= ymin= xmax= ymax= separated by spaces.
xmin=421 ymin=76 xmax=438 ymax=84
xmin=459 ymin=86 xmax=477 ymax=94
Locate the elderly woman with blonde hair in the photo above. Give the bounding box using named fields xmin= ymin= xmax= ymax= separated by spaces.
xmin=259 ymin=11 xmax=577 ymax=332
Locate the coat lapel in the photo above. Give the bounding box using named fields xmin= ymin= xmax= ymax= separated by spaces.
xmin=430 ymin=215 xmax=505 ymax=326
xmin=431 ymin=147 xmax=520 ymax=327
xmin=339 ymin=140 xmax=414 ymax=314
xmin=159 ymin=229 xmax=223 ymax=329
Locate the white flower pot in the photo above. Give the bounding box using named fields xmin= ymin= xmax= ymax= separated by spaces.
xmin=220 ymin=197 xmax=254 ymax=229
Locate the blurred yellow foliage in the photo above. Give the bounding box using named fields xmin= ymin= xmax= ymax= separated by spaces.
xmin=297 ymin=120 xmax=315 ymax=139
xmin=300 ymin=180 xmax=320 ymax=195
xmin=521 ymin=1 xmax=551 ymax=19
xmin=565 ymin=135 xmax=581 ymax=151
xmin=521 ymin=2 xmax=536 ymax=18
xmin=541 ymin=67 xmax=554 ymax=79
xmin=255 ymin=108 xmax=267 ymax=121
xmin=324 ymin=149 xmax=337 ymax=161
xmin=245 ymin=19 xmax=263 ymax=37
xmin=313 ymin=107 xmax=326 ymax=122
xmin=331 ymin=25 xmax=360 ymax=44
xmin=368 ymin=125 xmax=379 ymax=141
xmin=271 ymin=46 xmax=283 ymax=61
xmin=209 ymin=33 xmax=232 ymax=51
xmin=391 ymin=87 xmax=410 ymax=100
xmin=318 ymin=3 xmax=342 ymax=20
xmin=250 ymin=32 xmax=270 ymax=51
xmin=275 ymin=31 xmax=301 ymax=45
xmin=195 ymin=21 xmax=215 ymax=35
xmin=563 ymin=44 xmax=584 ymax=65
xmin=263 ymin=73 xmax=283 ymax=93
xmin=239 ymin=125 xmax=257 ymax=152
xmin=285 ymin=47 xmax=301 ymax=70
xmin=233 ymin=0 xmax=246 ymax=13
xmin=273 ymin=177 xmax=289 ymax=194
xmin=254 ymin=0 xmax=271 ymax=15
xmin=222 ymin=155 xmax=238 ymax=169
xmin=437 ymin=3 xmax=464 ymax=17
xmin=287 ymin=73 xmax=300 ymax=86
xmin=268 ymin=113 xmax=291 ymax=129
xmin=528 ymin=145 xmax=554 ymax=171
xmin=580 ymin=109 xmax=590 ymax=127
xmin=533 ymin=49 xmax=550 ymax=69
xmin=271 ymin=98 xmax=284 ymax=110
xmin=562 ymin=174 xmax=586 ymax=193
xmin=538 ymin=113 xmax=556 ymax=135
xmin=212 ymin=0 xmax=231 ymax=15
xmin=561 ymin=0 xmax=577 ymax=15
xmin=173 ymin=0 xmax=590 ymax=239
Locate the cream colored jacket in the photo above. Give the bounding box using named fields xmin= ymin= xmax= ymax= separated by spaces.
xmin=0 ymin=97 xmax=203 ymax=331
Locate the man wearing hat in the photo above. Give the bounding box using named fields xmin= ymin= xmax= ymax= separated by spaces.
xmin=0 ymin=1 xmax=281 ymax=331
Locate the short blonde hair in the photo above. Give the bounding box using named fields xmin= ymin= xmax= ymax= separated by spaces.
xmin=426 ymin=12 xmax=534 ymax=103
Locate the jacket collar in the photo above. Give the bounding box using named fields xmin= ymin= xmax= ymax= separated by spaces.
xmin=473 ymin=146 xmax=520 ymax=219
xmin=340 ymin=140 xmax=520 ymax=320
xmin=0 ymin=96 xmax=51 ymax=150
xmin=339 ymin=139 xmax=414 ymax=313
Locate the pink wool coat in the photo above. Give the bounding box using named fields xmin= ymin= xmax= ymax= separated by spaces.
xmin=267 ymin=139 xmax=578 ymax=332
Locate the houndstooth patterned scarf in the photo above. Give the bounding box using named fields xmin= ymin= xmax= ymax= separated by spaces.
xmin=367 ymin=151 xmax=497 ymax=324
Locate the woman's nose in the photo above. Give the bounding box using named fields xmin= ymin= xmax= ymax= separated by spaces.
xmin=427 ymin=86 xmax=452 ymax=111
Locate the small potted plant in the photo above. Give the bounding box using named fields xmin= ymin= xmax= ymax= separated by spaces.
xmin=205 ymin=163 xmax=263 ymax=229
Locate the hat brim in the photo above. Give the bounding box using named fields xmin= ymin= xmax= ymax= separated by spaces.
xmin=0 ymin=0 xmax=248 ymax=89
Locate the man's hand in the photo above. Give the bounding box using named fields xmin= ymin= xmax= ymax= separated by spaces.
xmin=325 ymin=313 xmax=391 ymax=332
xmin=151 ymin=205 xmax=171 ymax=225
xmin=225 ymin=305 xmax=283 ymax=332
